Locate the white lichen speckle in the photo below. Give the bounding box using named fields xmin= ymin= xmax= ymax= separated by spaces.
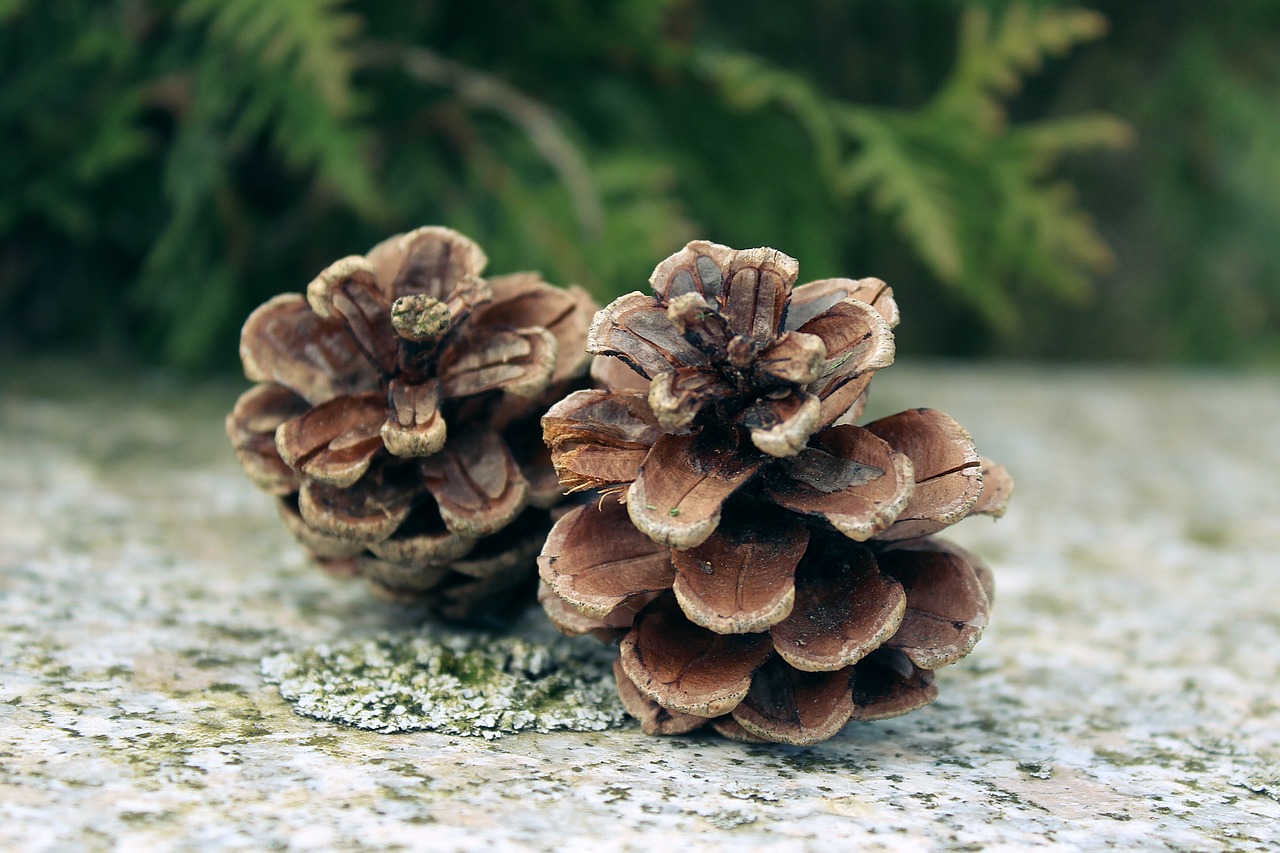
xmin=261 ymin=631 xmax=628 ymax=736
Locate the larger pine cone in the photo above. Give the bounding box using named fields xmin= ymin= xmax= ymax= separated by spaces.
xmin=538 ymin=240 xmax=1011 ymax=744
xmin=227 ymin=227 xmax=596 ymax=620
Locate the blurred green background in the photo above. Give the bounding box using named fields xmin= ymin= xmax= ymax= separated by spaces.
xmin=3 ymin=0 xmax=1278 ymax=371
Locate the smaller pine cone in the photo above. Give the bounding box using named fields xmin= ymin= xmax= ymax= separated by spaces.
xmin=227 ymin=226 xmax=596 ymax=621
xmin=537 ymin=240 xmax=1013 ymax=744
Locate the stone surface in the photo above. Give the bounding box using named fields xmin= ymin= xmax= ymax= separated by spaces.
xmin=2 ymin=359 xmax=1278 ymax=851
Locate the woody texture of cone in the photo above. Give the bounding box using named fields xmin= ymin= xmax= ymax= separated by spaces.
xmin=538 ymin=240 xmax=1012 ymax=745
xmin=227 ymin=226 xmax=596 ymax=620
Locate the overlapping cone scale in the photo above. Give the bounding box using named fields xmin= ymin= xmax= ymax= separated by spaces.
xmin=539 ymin=240 xmax=1013 ymax=743
xmin=228 ymin=226 xmax=597 ymax=621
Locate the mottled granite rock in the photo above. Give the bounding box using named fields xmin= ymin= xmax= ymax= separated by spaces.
xmin=2 ymin=360 xmax=1278 ymax=851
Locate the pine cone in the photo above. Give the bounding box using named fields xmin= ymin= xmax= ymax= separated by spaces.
xmin=538 ymin=240 xmax=1012 ymax=744
xmin=227 ymin=226 xmax=596 ymax=621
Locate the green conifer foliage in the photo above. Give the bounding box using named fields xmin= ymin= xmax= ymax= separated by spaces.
xmin=2 ymin=1 xmax=1276 ymax=366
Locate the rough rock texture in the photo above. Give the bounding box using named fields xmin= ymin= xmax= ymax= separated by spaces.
xmin=2 ymin=359 xmax=1278 ymax=851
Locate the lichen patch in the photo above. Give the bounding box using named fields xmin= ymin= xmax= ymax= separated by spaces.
xmin=261 ymin=631 xmax=629 ymax=737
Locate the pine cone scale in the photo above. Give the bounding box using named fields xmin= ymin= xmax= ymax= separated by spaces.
xmin=382 ymin=377 xmax=446 ymax=458
xmin=298 ymin=475 xmax=416 ymax=543
xmin=419 ymin=431 xmax=529 ymax=537
xmin=227 ymin=385 xmax=307 ymax=495
xmin=784 ymin=279 xmax=855 ymax=331
xmin=542 ymin=390 xmax=662 ymax=493
xmin=613 ymin=658 xmax=706 ymax=736
xmin=878 ymin=539 xmax=991 ymax=670
xmin=477 ymin=276 xmax=595 ymax=386
xmin=762 ymin=424 xmax=914 ymax=541
xmin=850 ymin=649 xmax=938 ymax=721
xmin=816 ymin=371 xmax=875 ymax=430
xmin=647 ymin=367 xmax=729 ymax=431
xmin=754 ymin=331 xmax=827 ymax=386
xmin=620 ymin=595 xmax=775 ymax=718
xmin=239 ymin=294 xmax=376 ymax=404
xmin=625 ymin=431 xmax=766 ymax=549
xmin=711 ymin=716 xmax=772 ymax=743
xmin=787 ymin=277 xmax=899 ymax=331
xmin=439 ymin=329 xmax=552 ymax=398
xmin=865 ymin=409 xmax=983 ymax=541
xmin=544 ymin=389 xmax=662 ymax=446
xmin=769 ymin=544 xmax=907 ymax=672
xmin=973 ymin=459 xmax=1014 ymax=519
xmin=306 ymin=258 xmax=400 ymax=375
xmin=720 ymin=254 xmax=796 ymax=341
xmin=798 ymin=299 xmax=895 ymax=428
xmin=647 ymin=240 xmax=736 ymax=302
xmin=368 ymin=519 xmax=475 ymax=565
xmin=739 ymin=389 xmax=822 ymax=458
xmin=538 ymin=579 xmax=645 ymax=638
xmin=588 ymin=291 xmax=709 ymax=378
xmin=669 ymin=513 xmax=806 ymax=635
xmin=359 ymin=556 xmax=450 ymax=593
xmin=537 ymin=501 xmax=675 ymax=619
xmin=277 ymin=498 xmax=363 ymax=558
xmin=731 ymin=656 xmax=855 ymax=746
xmin=449 ymin=516 xmax=545 ymax=579
xmin=274 ymin=391 xmax=386 ymax=487
xmin=372 ymin=226 xmax=488 ymax=302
